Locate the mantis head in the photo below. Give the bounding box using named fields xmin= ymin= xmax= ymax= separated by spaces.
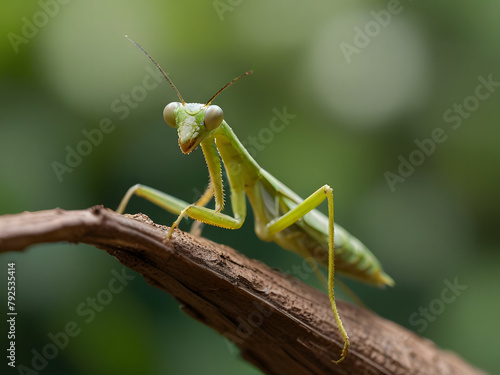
xmin=163 ymin=102 xmax=224 ymax=154
xmin=162 ymin=69 xmax=252 ymax=154
xmin=125 ymin=35 xmax=251 ymax=154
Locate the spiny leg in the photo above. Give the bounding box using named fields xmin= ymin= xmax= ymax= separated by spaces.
xmin=165 ymin=138 xmax=247 ymax=238
xmin=166 ymin=195 xmax=244 ymax=238
xmin=185 ymin=138 xmax=228 ymax=237
xmin=266 ymin=185 xmax=349 ymax=364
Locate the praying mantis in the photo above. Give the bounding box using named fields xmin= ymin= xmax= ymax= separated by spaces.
xmin=117 ymin=36 xmax=394 ymax=364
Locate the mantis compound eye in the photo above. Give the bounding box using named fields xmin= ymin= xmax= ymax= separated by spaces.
xmin=163 ymin=102 xmax=182 ymax=128
xmin=203 ymin=105 xmax=223 ymax=130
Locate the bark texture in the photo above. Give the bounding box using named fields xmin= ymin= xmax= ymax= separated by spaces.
xmin=0 ymin=207 xmax=487 ymax=375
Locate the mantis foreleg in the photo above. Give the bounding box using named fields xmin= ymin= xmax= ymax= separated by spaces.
xmin=117 ymin=139 xmax=247 ymax=239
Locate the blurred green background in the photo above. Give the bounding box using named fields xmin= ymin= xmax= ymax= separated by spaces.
xmin=1 ymin=1 xmax=499 ymax=374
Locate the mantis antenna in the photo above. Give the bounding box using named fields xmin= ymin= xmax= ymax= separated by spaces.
xmin=125 ymin=35 xmax=186 ymax=106
xmin=125 ymin=35 xmax=251 ymax=107
xmin=205 ymin=70 xmax=253 ymax=106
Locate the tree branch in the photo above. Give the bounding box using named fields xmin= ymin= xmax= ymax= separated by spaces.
xmin=0 ymin=207 xmax=486 ymax=375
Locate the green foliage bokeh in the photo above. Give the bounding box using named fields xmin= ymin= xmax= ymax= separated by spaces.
xmin=1 ymin=1 xmax=499 ymax=374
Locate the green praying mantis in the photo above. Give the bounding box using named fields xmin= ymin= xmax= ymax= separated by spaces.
xmin=117 ymin=36 xmax=394 ymax=364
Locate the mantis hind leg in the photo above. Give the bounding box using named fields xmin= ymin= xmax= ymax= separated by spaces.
xmin=266 ymin=185 xmax=349 ymax=364
xmin=297 ymin=249 xmax=365 ymax=309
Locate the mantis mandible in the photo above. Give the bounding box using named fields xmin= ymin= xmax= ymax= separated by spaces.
xmin=117 ymin=36 xmax=394 ymax=364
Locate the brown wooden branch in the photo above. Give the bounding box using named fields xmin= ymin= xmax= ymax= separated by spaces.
xmin=0 ymin=207 xmax=486 ymax=375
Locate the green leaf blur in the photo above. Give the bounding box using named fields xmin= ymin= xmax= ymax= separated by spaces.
xmin=1 ymin=0 xmax=498 ymax=373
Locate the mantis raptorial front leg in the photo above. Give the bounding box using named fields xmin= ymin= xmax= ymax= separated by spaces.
xmin=166 ymin=196 xmax=245 ymax=238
